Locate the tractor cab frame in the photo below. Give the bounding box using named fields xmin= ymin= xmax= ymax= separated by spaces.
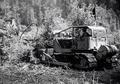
xmin=53 ymin=26 xmax=107 ymax=54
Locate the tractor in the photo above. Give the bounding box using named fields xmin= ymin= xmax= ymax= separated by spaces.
xmin=50 ymin=26 xmax=119 ymax=69
xmin=36 ymin=26 xmax=119 ymax=69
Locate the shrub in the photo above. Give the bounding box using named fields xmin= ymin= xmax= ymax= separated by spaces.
xmin=2 ymin=35 xmax=34 ymax=64
xmin=1 ymin=23 xmax=48 ymax=64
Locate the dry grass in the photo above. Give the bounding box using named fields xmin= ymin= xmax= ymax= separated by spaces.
xmin=1 ymin=62 xmax=120 ymax=84
xmin=0 ymin=63 xmax=107 ymax=84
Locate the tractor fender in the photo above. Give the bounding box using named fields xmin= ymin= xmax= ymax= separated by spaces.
xmin=80 ymin=53 xmax=97 ymax=63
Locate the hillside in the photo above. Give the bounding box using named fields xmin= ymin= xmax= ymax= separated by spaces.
xmin=0 ymin=0 xmax=120 ymax=84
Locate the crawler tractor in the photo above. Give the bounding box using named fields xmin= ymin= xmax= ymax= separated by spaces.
xmin=41 ymin=26 xmax=120 ymax=69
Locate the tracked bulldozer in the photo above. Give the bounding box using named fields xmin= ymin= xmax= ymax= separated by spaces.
xmin=40 ymin=26 xmax=120 ymax=69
